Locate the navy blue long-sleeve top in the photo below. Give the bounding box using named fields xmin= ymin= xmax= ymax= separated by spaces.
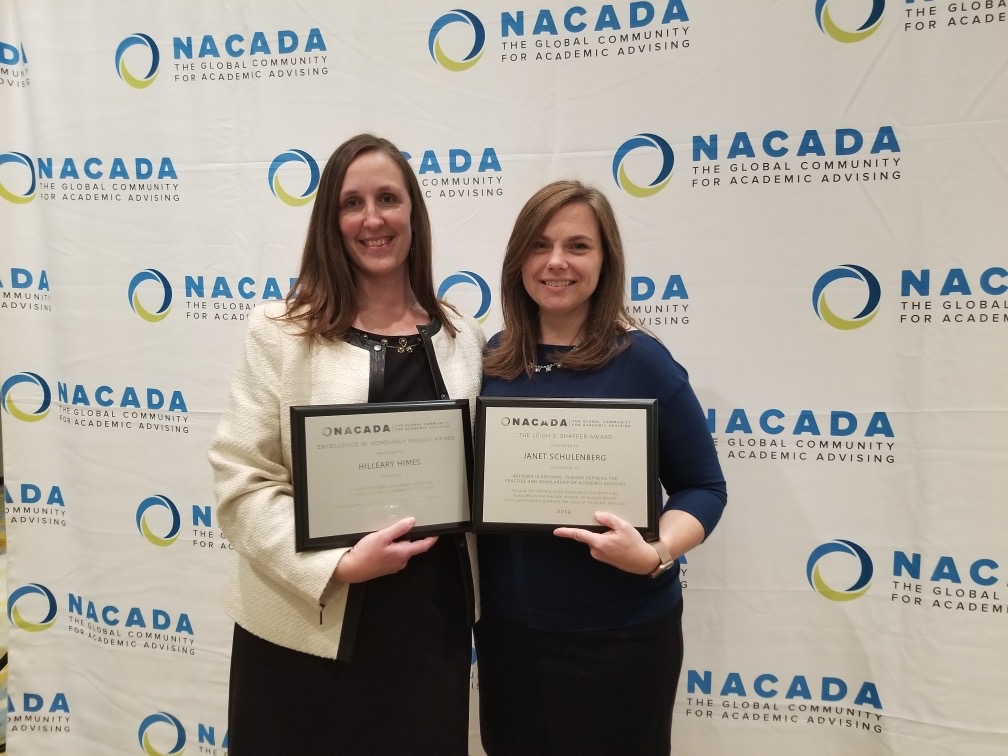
xmin=478 ymin=330 xmax=727 ymax=631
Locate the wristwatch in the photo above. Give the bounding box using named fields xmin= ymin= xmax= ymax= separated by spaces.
xmin=648 ymin=539 xmax=676 ymax=579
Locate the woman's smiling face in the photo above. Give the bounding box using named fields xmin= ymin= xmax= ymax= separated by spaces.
xmin=521 ymin=201 xmax=603 ymax=331
xmin=338 ymin=150 xmax=413 ymax=285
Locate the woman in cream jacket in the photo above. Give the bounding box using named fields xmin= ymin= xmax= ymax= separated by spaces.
xmin=209 ymin=134 xmax=483 ymax=755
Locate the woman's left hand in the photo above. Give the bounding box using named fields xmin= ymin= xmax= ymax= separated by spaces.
xmin=554 ymin=511 xmax=660 ymax=575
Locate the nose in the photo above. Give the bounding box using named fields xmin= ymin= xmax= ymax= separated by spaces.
xmin=362 ymin=201 xmax=383 ymax=227
xmin=545 ymin=243 xmax=567 ymax=269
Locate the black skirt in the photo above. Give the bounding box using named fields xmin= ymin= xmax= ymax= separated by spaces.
xmin=228 ymin=536 xmax=470 ymax=755
xmin=474 ymin=600 xmax=684 ymax=756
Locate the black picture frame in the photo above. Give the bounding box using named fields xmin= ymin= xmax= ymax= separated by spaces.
xmin=473 ymin=397 xmax=659 ymax=536
xmin=290 ymin=399 xmax=473 ymax=550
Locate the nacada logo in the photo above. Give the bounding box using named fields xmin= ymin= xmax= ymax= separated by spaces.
xmin=815 ymin=0 xmax=885 ymax=43
xmin=116 ymin=33 xmax=160 ymax=88
xmin=435 ymin=2 xmax=692 ymax=67
xmin=429 ymin=10 xmax=486 ymax=71
xmin=438 ymin=271 xmax=492 ymax=322
xmin=1 ymin=372 xmax=51 ymax=422
xmin=693 ymin=126 xmax=899 ymax=161
xmin=138 ymin=712 xmax=186 ymax=756
xmin=118 ymin=28 xmax=329 ymax=87
xmin=172 ymin=28 xmax=326 ymax=60
xmin=499 ymin=1 xmax=689 ymax=38
xmin=269 ymin=149 xmax=320 ymax=206
xmin=136 ymin=495 xmax=181 ymax=547
xmin=808 ymin=540 xmax=1004 ymax=615
xmin=707 ymin=408 xmax=893 ymax=438
xmin=0 ymin=152 xmax=35 ymax=203
xmin=138 ymin=712 xmax=228 ymax=755
xmin=812 ymin=265 xmax=882 ymax=330
xmin=58 ymin=382 xmax=187 ymax=412
xmin=8 ymin=691 xmax=70 ymax=736
xmin=8 ymin=583 xmax=58 ymax=632
xmin=68 ymin=594 xmax=194 ymax=634
xmin=404 ymin=146 xmax=504 ymax=199
xmin=899 ymin=265 xmax=1007 ymax=325
xmin=613 ymin=134 xmax=674 ymax=197
xmin=807 ymin=540 xmax=873 ymax=601
xmin=686 ymin=669 xmax=882 ymax=709
xmin=128 ymin=269 xmax=172 ymax=322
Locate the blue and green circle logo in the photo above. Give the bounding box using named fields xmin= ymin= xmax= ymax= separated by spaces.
xmin=128 ymin=269 xmax=173 ymax=322
xmin=115 ymin=33 xmax=160 ymax=88
xmin=136 ymin=495 xmax=181 ymax=547
xmin=138 ymin=712 xmax=186 ymax=756
xmin=2 ymin=371 xmax=51 ymax=422
xmin=438 ymin=270 xmax=491 ymax=323
xmin=815 ymin=0 xmax=885 ymax=43
xmin=612 ymin=134 xmax=675 ymax=198
xmin=812 ymin=264 xmax=881 ymax=330
xmin=268 ymin=149 xmax=320 ymax=206
xmin=0 ymin=151 xmax=36 ymax=204
xmin=807 ymin=540 xmax=873 ymax=601
xmin=429 ymin=10 xmax=486 ymax=72
xmin=8 ymin=583 xmax=58 ymax=632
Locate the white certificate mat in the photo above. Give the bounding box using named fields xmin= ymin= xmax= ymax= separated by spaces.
xmin=474 ymin=397 xmax=658 ymax=535
xmin=290 ymin=400 xmax=473 ymax=550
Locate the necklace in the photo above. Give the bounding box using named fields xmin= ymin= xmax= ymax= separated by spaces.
xmin=530 ymin=360 xmax=561 ymax=373
xmin=351 ymin=329 xmax=420 ymax=354
xmin=382 ymin=336 xmax=415 ymax=354
xmin=529 ymin=343 xmax=577 ymax=373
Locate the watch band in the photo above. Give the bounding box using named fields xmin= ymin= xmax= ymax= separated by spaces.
xmin=648 ymin=539 xmax=676 ymax=579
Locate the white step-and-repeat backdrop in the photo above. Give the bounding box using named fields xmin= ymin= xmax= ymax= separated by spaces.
xmin=2 ymin=1 xmax=1006 ymax=754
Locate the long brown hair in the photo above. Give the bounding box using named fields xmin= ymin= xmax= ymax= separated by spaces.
xmin=282 ymin=134 xmax=457 ymax=338
xmin=484 ymin=180 xmax=632 ymax=379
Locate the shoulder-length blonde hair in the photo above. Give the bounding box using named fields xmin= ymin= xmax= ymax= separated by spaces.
xmin=282 ymin=133 xmax=457 ymax=339
xmin=483 ymin=180 xmax=632 ymax=379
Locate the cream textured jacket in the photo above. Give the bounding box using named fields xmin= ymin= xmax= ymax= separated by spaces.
xmin=209 ymin=302 xmax=485 ymax=659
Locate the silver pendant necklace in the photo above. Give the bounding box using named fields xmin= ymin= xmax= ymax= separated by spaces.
xmin=529 ymin=343 xmax=578 ymax=373
xmin=530 ymin=359 xmax=562 ymax=373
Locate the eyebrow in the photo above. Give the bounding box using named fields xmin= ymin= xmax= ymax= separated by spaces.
xmin=340 ymin=184 xmax=402 ymax=199
xmin=538 ymin=233 xmax=595 ymax=242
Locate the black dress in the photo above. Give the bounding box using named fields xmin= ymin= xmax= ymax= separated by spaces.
xmin=227 ymin=330 xmax=471 ymax=755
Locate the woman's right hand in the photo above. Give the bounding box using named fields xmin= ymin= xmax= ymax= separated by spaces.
xmin=332 ymin=517 xmax=436 ymax=584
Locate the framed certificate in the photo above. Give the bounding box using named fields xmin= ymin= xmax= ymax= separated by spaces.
xmin=290 ymin=399 xmax=473 ymax=551
xmin=473 ymin=397 xmax=659 ymax=536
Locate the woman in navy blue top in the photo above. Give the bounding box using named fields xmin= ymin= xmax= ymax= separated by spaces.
xmin=475 ymin=180 xmax=727 ymax=755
